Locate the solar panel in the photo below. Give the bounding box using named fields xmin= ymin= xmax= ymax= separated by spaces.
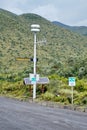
xmin=37 ymin=77 xmax=49 ymax=84
xmin=24 ymin=77 xmax=49 ymax=85
xmin=24 ymin=78 xmax=30 ymax=85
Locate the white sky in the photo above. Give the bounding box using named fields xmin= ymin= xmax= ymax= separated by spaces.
xmin=0 ymin=0 xmax=87 ymax=26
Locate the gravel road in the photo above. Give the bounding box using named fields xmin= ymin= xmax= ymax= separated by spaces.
xmin=0 ymin=97 xmax=87 ymax=130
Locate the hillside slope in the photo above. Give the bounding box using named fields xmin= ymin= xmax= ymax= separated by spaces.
xmin=52 ymin=21 xmax=87 ymax=36
xmin=0 ymin=9 xmax=87 ymax=78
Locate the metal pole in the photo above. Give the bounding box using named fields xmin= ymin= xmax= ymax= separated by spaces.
xmin=33 ymin=32 xmax=37 ymax=99
xmin=72 ymin=87 xmax=73 ymax=105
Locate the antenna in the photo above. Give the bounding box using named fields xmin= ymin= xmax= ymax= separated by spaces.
xmin=37 ymin=36 xmax=47 ymax=45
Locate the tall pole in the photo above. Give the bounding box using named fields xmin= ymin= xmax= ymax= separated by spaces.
xmin=31 ymin=24 xmax=40 ymax=99
xmin=33 ymin=32 xmax=37 ymax=99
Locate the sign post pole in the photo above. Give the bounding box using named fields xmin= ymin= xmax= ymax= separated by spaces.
xmin=69 ymin=77 xmax=76 ymax=105
xmin=72 ymin=86 xmax=73 ymax=105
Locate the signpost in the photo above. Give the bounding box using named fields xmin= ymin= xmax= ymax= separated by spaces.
xmin=24 ymin=75 xmax=49 ymax=99
xmin=69 ymin=77 xmax=75 ymax=87
xmin=69 ymin=77 xmax=76 ymax=105
xmin=24 ymin=24 xmax=49 ymax=99
xmin=24 ymin=77 xmax=49 ymax=85
xmin=30 ymin=73 xmax=39 ymax=84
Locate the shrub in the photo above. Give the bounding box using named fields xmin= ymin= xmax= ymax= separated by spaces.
xmin=82 ymin=97 xmax=87 ymax=104
xmin=41 ymin=92 xmax=54 ymax=101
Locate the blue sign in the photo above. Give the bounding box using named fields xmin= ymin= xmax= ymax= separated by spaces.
xmin=69 ymin=77 xmax=75 ymax=86
xmin=31 ymin=77 xmax=36 ymax=84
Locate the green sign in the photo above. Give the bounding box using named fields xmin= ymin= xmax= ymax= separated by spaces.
xmin=31 ymin=77 xmax=36 ymax=84
xmin=69 ymin=77 xmax=75 ymax=86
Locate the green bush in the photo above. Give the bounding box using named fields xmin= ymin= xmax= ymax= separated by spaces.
xmin=41 ymin=92 xmax=54 ymax=101
xmin=53 ymin=95 xmax=62 ymax=102
xmin=82 ymin=97 xmax=87 ymax=104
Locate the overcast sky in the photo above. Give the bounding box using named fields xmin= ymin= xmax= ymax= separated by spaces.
xmin=0 ymin=0 xmax=87 ymax=26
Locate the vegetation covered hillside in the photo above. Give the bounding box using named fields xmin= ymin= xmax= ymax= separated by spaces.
xmin=53 ymin=21 xmax=87 ymax=36
xmin=0 ymin=9 xmax=87 ymax=105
